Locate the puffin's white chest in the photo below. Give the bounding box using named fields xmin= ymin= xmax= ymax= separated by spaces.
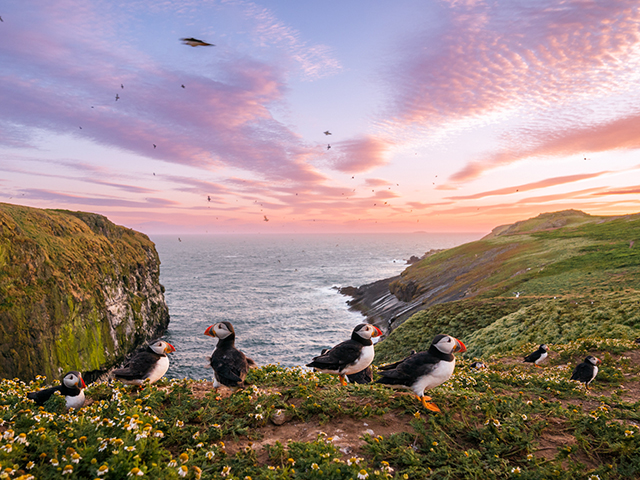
xmin=411 ymin=359 xmax=456 ymax=397
xmin=145 ymin=355 xmax=170 ymax=384
xmin=65 ymin=391 xmax=85 ymax=410
xmin=535 ymin=352 xmax=548 ymax=365
xmin=342 ymin=344 xmax=375 ymax=375
xmin=589 ymin=365 xmax=598 ymax=384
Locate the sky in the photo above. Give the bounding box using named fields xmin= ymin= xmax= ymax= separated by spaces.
xmin=1 ymin=0 xmax=640 ymax=235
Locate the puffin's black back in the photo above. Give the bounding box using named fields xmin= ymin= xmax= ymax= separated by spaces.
xmin=376 ymin=350 xmax=442 ymax=387
xmin=209 ymin=323 xmax=252 ymax=387
xmin=112 ymin=345 xmax=163 ymax=381
xmin=27 ymin=374 xmax=83 ymax=405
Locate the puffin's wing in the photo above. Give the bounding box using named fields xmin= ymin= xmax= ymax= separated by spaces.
xmin=210 ymin=351 xmax=248 ymax=385
xmin=523 ymin=351 xmax=539 ymax=362
xmin=306 ymin=340 xmax=361 ymax=370
xmin=27 ymin=385 xmax=61 ymax=405
xmin=112 ymin=351 xmax=159 ymax=380
xmin=570 ymin=362 xmax=590 ymax=382
xmin=376 ymin=352 xmax=438 ymax=386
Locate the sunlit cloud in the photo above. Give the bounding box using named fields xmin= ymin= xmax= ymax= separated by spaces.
xmin=23 ymin=189 xmax=179 ymax=208
xmin=329 ymin=136 xmax=393 ymax=173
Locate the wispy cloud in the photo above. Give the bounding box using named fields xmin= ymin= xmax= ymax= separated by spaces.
xmin=329 ymin=136 xmax=393 ymax=173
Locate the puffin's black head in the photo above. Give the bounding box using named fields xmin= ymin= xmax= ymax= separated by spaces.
xmin=431 ymin=334 xmax=467 ymax=355
xmin=148 ymin=340 xmax=176 ymax=355
xmin=62 ymin=371 xmax=86 ymax=389
xmin=585 ymin=355 xmax=600 ymax=365
xmin=204 ymin=321 xmax=236 ymax=340
xmin=539 ymin=344 xmax=550 ymax=352
xmin=352 ymin=323 xmax=382 ymax=341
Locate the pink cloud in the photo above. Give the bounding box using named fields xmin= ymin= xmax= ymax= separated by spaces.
xmin=329 ymin=136 xmax=393 ymax=173
xmin=446 ymin=172 xmax=609 ymax=200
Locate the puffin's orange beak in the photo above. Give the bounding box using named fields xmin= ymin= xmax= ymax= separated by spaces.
xmin=454 ymin=338 xmax=467 ymax=353
xmin=372 ymin=326 xmax=383 ymax=337
xmin=165 ymin=342 xmax=176 ymax=353
xmin=79 ymin=377 xmax=86 ymax=389
xmin=204 ymin=325 xmax=216 ymax=338
xmin=596 ymin=357 xmax=601 ymax=365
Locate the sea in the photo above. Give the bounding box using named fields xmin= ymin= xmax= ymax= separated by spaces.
xmin=150 ymin=233 xmax=483 ymax=380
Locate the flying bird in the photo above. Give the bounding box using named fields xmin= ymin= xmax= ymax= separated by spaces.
xmin=324 ymin=130 xmax=332 ymax=135
xmin=27 ymin=371 xmax=86 ymax=409
xmin=524 ymin=344 xmax=549 ymax=368
xmin=121 ymin=84 xmax=124 ymax=89
xmin=376 ymin=334 xmax=466 ymax=412
xmin=181 ymin=84 xmax=186 ymax=88
xmin=204 ymin=322 xmax=256 ymax=388
xmin=263 ymin=215 xmax=269 ymax=222
xmin=570 ymin=356 xmax=600 ymax=389
xmin=115 ymin=94 xmax=119 ymax=101
xmin=153 ymin=144 xmax=156 ymax=149
xmin=111 ymin=340 xmax=176 ymax=386
xmin=207 ymin=196 xmax=211 ymax=202
xmin=181 ymin=37 xmax=214 ymax=47
xmin=327 ymin=144 xmax=331 ymax=150
xmin=306 ymin=323 xmax=382 ymax=386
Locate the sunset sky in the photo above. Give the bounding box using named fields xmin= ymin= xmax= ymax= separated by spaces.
xmin=1 ymin=0 xmax=640 ymax=235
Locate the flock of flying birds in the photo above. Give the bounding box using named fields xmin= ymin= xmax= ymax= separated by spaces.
xmin=26 ymin=323 xmax=601 ymax=414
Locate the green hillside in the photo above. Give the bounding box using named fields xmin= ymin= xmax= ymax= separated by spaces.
xmin=376 ymin=210 xmax=640 ymax=363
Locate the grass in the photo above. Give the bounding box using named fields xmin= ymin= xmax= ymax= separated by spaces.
xmin=2 ymin=342 xmax=640 ymax=480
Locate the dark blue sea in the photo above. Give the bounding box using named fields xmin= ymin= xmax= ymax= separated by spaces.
xmin=151 ymin=233 xmax=482 ymax=380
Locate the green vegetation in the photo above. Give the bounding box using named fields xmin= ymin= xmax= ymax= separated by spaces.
xmin=0 ymin=203 xmax=169 ymax=380
xmin=2 ymin=343 xmax=640 ymax=480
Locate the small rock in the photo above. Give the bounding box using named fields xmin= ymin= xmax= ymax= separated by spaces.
xmin=270 ymin=409 xmax=290 ymax=426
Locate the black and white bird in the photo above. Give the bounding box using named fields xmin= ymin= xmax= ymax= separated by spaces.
xmin=470 ymin=361 xmax=486 ymax=369
xmin=27 ymin=371 xmax=86 ymax=409
xmin=112 ymin=340 xmax=176 ymax=386
xmin=570 ymin=355 xmax=600 ymax=389
xmin=375 ymin=334 xmax=466 ymax=412
xmin=320 ymin=348 xmax=372 ymax=384
xmin=204 ymin=322 xmax=256 ymax=388
xmin=307 ymin=324 xmax=382 ymax=386
xmin=523 ymin=344 xmax=550 ymax=368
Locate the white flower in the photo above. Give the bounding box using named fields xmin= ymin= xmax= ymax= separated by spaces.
xmin=206 ymin=451 xmax=215 ymax=461
xmin=62 ymin=465 xmax=74 ymax=475
xmin=221 ymin=466 xmax=231 ymax=477
xmin=178 ymin=466 xmax=188 ymax=477
xmin=175 ymin=420 xmax=184 ymax=428
xmin=357 ymin=470 xmax=369 ymax=479
xmin=97 ymin=465 xmax=109 ymax=476
xmin=311 ymin=463 xmax=319 ymax=470
xmin=511 ymin=467 xmax=521 ymax=474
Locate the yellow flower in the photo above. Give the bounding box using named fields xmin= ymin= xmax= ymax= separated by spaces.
xmin=179 ymin=453 xmax=189 ymax=463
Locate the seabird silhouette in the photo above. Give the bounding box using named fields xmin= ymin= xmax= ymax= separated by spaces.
xmin=115 ymin=94 xmax=119 ymax=101
xmin=181 ymin=37 xmax=214 ymax=47
xmin=324 ymin=130 xmax=331 ymax=135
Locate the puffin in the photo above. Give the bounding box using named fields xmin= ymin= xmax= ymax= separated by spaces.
xmin=570 ymin=355 xmax=600 ymax=389
xmin=470 ymin=361 xmax=486 ymax=369
xmin=375 ymin=334 xmax=466 ymax=412
xmin=27 ymin=371 xmax=86 ymax=409
xmin=204 ymin=322 xmax=256 ymax=388
xmin=320 ymin=348 xmax=372 ymax=384
xmin=112 ymin=340 xmax=176 ymax=386
xmin=306 ymin=324 xmax=382 ymax=386
xmin=524 ymin=344 xmax=550 ymax=368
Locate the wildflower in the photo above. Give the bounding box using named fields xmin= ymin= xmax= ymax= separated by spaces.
xmin=179 ymin=453 xmax=189 ymax=463
xmin=432 ymin=441 xmax=438 ymax=446
xmin=526 ymin=454 xmax=534 ymax=461
xmin=347 ymin=457 xmax=361 ymax=466
xmin=175 ymin=420 xmax=184 ymax=428
xmin=71 ymin=453 xmax=82 ymax=463
xmin=311 ymin=463 xmax=319 ymax=470
xmin=178 ymin=465 xmax=188 ymax=477
xmin=168 ymin=460 xmax=177 ymax=467
xmin=26 ymin=462 xmax=34 ymax=470
xmin=15 ymin=433 xmax=28 ymax=445
xmin=196 ymin=442 xmax=204 ymax=448
xmin=511 ymin=467 xmax=521 ymax=474
xmin=125 ymin=446 xmax=136 ymax=452
xmin=221 ymin=466 xmax=231 ymax=477
xmin=205 ymin=451 xmax=215 ymax=461
xmin=255 ymin=413 xmax=264 ymax=420
xmin=625 ymin=430 xmax=634 ymax=437
xmin=128 ymin=467 xmax=144 ymax=476
xmin=192 ymin=466 xmax=202 ymax=479
xmin=521 ymin=414 xmax=528 ymax=421
xmin=50 ymin=459 xmax=59 ymax=467
xmin=413 ymin=412 xmax=420 ymax=419
xmin=287 ymin=458 xmax=295 ymax=466
xmin=588 ymin=476 xmax=601 ymax=480
xmin=153 ymin=430 xmax=164 ymax=438
xmin=97 ymin=465 xmax=109 ymax=476
xmin=357 ymin=469 xmax=369 ymax=479
xmin=62 ymin=465 xmax=74 ymax=475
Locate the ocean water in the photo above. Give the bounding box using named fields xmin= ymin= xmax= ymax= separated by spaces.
xmin=151 ymin=233 xmax=482 ymax=380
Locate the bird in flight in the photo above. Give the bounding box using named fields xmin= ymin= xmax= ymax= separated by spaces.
xmin=115 ymin=94 xmax=120 ymax=101
xmin=324 ymin=130 xmax=331 ymax=135
xmin=181 ymin=37 xmax=214 ymax=47
xmin=207 ymin=196 xmax=211 ymax=202
xmin=264 ymin=215 xmax=269 ymax=222
xmin=121 ymin=84 xmax=124 ymax=89
xmin=153 ymin=144 xmax=156 ymax=149
xmin=327 ymin=144 xmax=331 ymax=150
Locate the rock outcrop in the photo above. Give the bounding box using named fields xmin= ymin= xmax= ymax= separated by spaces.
xmin=0 ymin=203 xmax=169 ymax=381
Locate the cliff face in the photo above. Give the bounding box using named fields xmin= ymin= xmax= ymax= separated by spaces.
xmin=0 ymin=203 xmax=170 ymax=381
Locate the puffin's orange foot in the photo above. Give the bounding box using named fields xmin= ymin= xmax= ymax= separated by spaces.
xmin=415 ymin=394 xmax=432 ymax=402
xmin=534 ymin=364 xmax=543 ymax=369
xmin=420 ymin=396 xmax=441 ymax=412
xmin=339 ymin=375 xmax=348 ymax=386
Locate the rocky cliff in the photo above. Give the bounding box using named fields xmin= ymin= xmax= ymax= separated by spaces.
xmin=0 ymin=203 xmax=169 ymax=381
